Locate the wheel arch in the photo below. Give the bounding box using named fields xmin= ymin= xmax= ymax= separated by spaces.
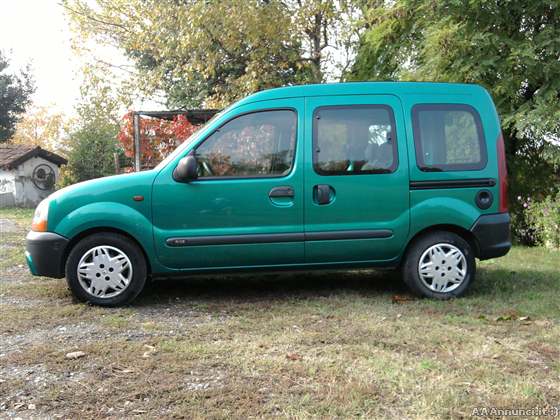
xmin=401 ymin=224 xmax=480 ymax=265
xmin=62 ymin=227 xmax=152 ymax=275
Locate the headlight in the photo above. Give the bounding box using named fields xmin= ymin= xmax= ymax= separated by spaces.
xmin=31 ymin=199 xmax=50 ymax=232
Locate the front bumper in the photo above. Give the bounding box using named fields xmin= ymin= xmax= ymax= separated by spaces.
xmin=470 ymin=212 xmax=511 ymax=260
xmin=25 ymin=231 xmax=69 ymax=278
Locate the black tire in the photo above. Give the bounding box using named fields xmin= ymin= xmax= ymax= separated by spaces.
xmin=402 ymin=231 xmax=475 ymax=299
xmin=65 ymin=232 xmax=148 ymax=307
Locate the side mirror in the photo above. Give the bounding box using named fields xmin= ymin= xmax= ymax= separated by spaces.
xmin=173 ymin=155 xmax=198 ymax=182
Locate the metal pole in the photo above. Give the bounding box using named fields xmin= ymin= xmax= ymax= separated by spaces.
xmin=133 ymin=112 xmax=141 ymax=172
xmin=113 ymin=152 xmax=120 ymax=174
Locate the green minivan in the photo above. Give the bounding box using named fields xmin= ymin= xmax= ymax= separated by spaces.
xmin=25 ymin=82 xmax=511 ymax=306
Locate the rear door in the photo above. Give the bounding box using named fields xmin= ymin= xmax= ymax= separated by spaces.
xmin=304 ymin=95 xmax=409 ymax=264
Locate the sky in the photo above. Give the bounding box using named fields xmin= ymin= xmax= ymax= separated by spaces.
xmin=0 ymin=1 xmax=84 ymax=114
xmin=0 ymin=0 xmax=138 ymax=116
xmin=0 ymin=1 xmax=345 ymax=117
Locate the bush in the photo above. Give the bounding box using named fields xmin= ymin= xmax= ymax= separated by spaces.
xmin=58 ymin=122 xmax=120 ymax=188
xmin=525 ymin=192 xmax=560 ymax=250
xmin=510 ymin=203 xmax=537 ymax=246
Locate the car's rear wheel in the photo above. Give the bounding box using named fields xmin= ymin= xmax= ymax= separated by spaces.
xmin=402 ymin=231 xmax=475 ymax=299
xmin=65 ymin=232 xmax=147 ymax=307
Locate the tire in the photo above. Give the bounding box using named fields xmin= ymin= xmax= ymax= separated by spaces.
xmin=402 ymin=231 xmax=475 ymax=299
xmin=65 ymin=232 xmax=148 ymax=307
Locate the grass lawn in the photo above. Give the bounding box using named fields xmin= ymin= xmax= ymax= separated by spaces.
xmin=0 ymin=208 xmax=559 ymax=418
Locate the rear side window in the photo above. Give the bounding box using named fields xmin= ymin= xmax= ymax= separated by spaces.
xmin=412 ymin=104 xmax=487 ymax=171
xmin=313 ymin=105 xmax=397 ymax=175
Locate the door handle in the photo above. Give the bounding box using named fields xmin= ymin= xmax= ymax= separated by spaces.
xmin=269 ymin=186 xmax=295 ymax=198
xmin=314 ymin=184 xmax=334 ymax=205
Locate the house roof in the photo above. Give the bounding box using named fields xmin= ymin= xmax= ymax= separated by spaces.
xmin=0 ymin=144 xmax=67 ymax=170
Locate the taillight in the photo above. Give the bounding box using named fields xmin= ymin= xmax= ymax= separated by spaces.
xmin=496 ymin=133 xmax=508 ymax=213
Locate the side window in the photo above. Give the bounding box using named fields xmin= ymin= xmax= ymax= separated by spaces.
xmin=195 ymin=109 xmax=297 ymax=178
xmin=412 ymin=104 xmax=487 ymax=171
xmin=313 ymin=105 xmax=397 ymax=175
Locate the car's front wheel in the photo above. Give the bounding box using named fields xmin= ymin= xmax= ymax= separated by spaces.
xmin=402 ymin=231 xmax=475 ymax=299
xmin=65 ymin=232 xmax=147 ymax=307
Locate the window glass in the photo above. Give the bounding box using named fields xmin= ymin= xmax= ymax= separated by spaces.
xmin=412 ymin=104 xmax=487 ymax=171
xmin=313 ymin=106 xmax=397 ymax=175
xmin=195 ymin=110 xmax=296 ymax=177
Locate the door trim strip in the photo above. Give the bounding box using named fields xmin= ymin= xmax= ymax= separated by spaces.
xmin=409 ymin=178 xmax=496 ymax=190
xmin=305 ymin=229 xmax=393 ymax=241
xmin=166 ymin=229 xmax=393 ymax=247
xmin=166 ymin=233 xmax=303 ymax=247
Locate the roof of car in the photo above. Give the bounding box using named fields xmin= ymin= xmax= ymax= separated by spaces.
xmin=233 ymin=81 xmax=487 ymax=108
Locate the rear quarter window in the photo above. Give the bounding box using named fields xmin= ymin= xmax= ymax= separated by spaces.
xmin=412 ymin=104 xmax=487 ymax=171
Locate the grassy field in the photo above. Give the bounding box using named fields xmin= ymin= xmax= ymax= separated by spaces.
xmin=0 ymin=208 xmax=559 ymax=418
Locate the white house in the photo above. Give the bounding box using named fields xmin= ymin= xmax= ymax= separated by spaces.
xmin=0 ymin=144 xmax=67 ymax=207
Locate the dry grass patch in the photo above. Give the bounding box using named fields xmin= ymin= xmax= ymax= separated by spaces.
xmin=1 ymin=208 xmax=559 ymax=418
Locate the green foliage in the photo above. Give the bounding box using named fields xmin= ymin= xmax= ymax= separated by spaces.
xmin=63 ymin=0 xmax=360 ymax=108
xmin=350 ymin=0 xmax=560 ymax=242
xmin=0 ymin=51 xmax=35 ymax=142
xmin=525 ymin=192 xmax=560 ymax=250
xmin=58 ymin=75 xmax=121 ymax=187
xmin=58 ymin=122 xmax=120 ymax=187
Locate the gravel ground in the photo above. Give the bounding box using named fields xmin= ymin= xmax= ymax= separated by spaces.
xmin=1 ymin=212 xmax=559 ymax=419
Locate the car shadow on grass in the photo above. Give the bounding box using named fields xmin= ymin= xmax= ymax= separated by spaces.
xmin=135 ymin=269 xmax=408 ymax=307
xmin=131 ymin=264 xmax=559 ymax=319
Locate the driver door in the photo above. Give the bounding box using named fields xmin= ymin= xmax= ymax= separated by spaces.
xmin=152 ymin=99 xmax=305 ymax=270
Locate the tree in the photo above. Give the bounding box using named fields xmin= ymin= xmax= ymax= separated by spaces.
xmin=59 ymin=74 xmax=122 ymax=186
xmin=10 ymin=106 xmax=65 ymax=152
xmin=0 ymin=51 xmax=35 ymax=141
xmin=350 ymin=0 xmax=560 ymax=241
xmin=59 ymin=118 xmax=120 ymax=186
xmin=117 ymin=112 xmax=199 ymax=169
xmin=62 ymin=0 xmax=361 ymax=108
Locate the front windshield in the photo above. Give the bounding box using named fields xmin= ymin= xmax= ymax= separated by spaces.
xmin=154 ymin=109 xmax=225 ymax=171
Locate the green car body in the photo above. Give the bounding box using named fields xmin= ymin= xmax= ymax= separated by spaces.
xmin=26 ymin=82 xmax=511 ymax=305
